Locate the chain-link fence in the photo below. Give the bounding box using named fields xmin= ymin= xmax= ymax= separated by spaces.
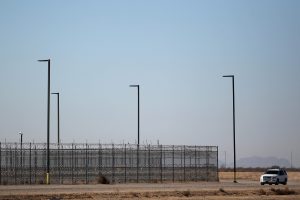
xmin=0 ymin=142 xmax=218 ymax=185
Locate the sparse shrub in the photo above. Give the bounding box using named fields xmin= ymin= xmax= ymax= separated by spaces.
xmin=39 ymin=180 xmax=44 ymax=184
xmin=97 ymin=173 xmax=110 ymax=184
xmin=49 ymin=197 xmax=61 ymax=200
xmin=152 ymin=179 xmax=159 ymax=183
xmin=270 ymin=187 xmax=296 ymax=195
xmin=130 ymin=192 xmax=139 ymax=197
xmin=219 ymin=188 xmax=227 ymax=193
xmin=258 ymin=188 xmax=266 ymax=195
xmin=114 ymin=188 xmax=120 ymax=193
xmin=144 ymin=192 xmax=150 ymax=198
xmin=182 ymin=190 xmax=191 ymax=197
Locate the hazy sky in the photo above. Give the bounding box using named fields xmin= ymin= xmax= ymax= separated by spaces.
xmin=0 ymin=0 xmax=299 ymax=167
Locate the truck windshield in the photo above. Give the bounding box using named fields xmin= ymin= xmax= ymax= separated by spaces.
xmin=266 ymin=170 xmax=279 ymax=174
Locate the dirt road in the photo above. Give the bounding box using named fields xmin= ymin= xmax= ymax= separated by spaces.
xmin=0 ymin=180 xmax=299 ymax=200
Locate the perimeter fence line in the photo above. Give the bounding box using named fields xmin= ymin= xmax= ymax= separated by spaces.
xmin=0 ymin=142 xmax=218 ymax=185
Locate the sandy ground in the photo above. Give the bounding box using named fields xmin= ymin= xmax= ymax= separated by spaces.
xmin=0 ymin=172 xmax=299 ymax=199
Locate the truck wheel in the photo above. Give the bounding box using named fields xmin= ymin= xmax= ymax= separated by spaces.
xmin=275 ymin=179 xmax=279 ymax=185
xmin=283 ymin=179 xmax=287 ymax=185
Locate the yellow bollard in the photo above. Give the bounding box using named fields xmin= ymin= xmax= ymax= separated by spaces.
xmin=46 ymin=173 xmax=49 ymax=184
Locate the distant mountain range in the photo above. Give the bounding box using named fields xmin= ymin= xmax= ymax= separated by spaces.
xmin=220 ymin=156 xmax=291 ymax=168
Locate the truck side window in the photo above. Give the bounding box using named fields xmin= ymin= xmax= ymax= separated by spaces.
xmin=279 ymin=170 xmax=284 ymax=175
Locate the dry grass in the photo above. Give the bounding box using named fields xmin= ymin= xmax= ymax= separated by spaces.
xmin=0 ymin=189 xmax=298 ymax=200
xmin=258 ymin=188 xmax=267 ymax=195
xmin=270 ymin=187 xmax=296 ymax=195
xmin=182 ymin=190 xmax=191 ymax=197
xmin=219 ymin=172 xmax=300 ymax=181
xmin=219 ymin=187 xmax=227 ymax=193
xmin=0 ymin=172 xmax=299 ymax=200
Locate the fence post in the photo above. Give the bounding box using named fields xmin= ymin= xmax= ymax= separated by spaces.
xmin=180 ymin=146 xmax=182 ymax=181
xmin=4 ymin=144 xmax=7 ymax=185
xmin=10 ymin=147 xmax=12 ymax=184
xmin=160 ymin=145 xmax=163 ymax=183
xmin=129 ymin=146 xmax=132 ymax=168
xmin=14 ymin=144 xmax=17 ymax=184
xmin=148 ymin=144 xmax=150 ymax=183
xmin=61 ymin=145 xmax=64 ymax=184
xmin=100 ymin=144 xmax=102 ymax=174
xmin=29 ymin=143 xmax=31 ymax=184
xmin=0 ymin=142 xmax=2 ymax=185
xmin=194 ymin=146 xmax=197 ymax=181
xmin=75 ymin=145 xmax=77 ymax=183
xmin=20 ymin=142 xmax=23 ymax=184
xmin=206 ymin=146 xmax=209 ymax=181
xmin=112 ymin=143 xmax=115 ymax=183
xmin=136 ymin=144 xmax=139 ymax=183
xmin=34 ymin=145 xmax=37 ymax=184
xmin=71 ymin=143 xmax=74 ymax=184
xmin=85 ymin=143 xmax=88 ymax=184
xmin=189 ymin=153 xmax=192 ymax=181
xmin=58 ymin=144 xmax=60 ymax=184
xmin=183 ymin=145 xmax=186 ymax=182
xmin=5 ymin=145 xmax=7 ymax=184
xmin=124 ymin=144 xmax=127 ymax=183
xmin=217 ymin=146 xmax=219 ymax=181
xmin=5 ymin=145 xmax=7 ymax=185
xmin=0 ymin=142 xmax=1 ymax=185
xmin=172 ymin=145 xmax=174 ymax=182
xmin=98 ymin=143 xmax=101 ymax=177
xmin=43 ymin=145 xmax=46 ymax=180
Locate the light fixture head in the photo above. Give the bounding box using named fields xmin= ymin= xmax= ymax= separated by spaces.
xmin=129 ymin=84 xmax=139 ymax=87
xmin=38 ymin=59 xmax=50 ymax=62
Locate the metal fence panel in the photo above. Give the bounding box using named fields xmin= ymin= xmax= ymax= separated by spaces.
xmin=0 ymin=143 xmax=218 ymax=184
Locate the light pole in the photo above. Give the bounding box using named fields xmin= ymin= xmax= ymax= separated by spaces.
xmin=129 ymin=84 xmax=140 ymax=182
xmin=38 ymin=59 xmax=51 ymax=184
xmin=51 ymin=92 xmax=60 ymax=145
xmin=129 ymin=85 xmax=140 ymax=145
xmin=222 ymin=75 xmax=237 ymax=183
xmin=19 ymin=132 xmax=23 ymax=183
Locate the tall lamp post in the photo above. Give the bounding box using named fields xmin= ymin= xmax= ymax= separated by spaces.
xmin=129 ymin=85 xmax=140 ymax=145
xmin=38 ymin=59 xmax=51 ymax=184
xmin=129 ymin=84 xmax=140 ymax=182
xmin=222 ymin=75 xmax=237 ymax=183
xmin=51 ymin=92 xmax=60 ymax=145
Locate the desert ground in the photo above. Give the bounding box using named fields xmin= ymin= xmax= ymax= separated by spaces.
xmin=0 ymin=172 xmax=299 ymax=200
